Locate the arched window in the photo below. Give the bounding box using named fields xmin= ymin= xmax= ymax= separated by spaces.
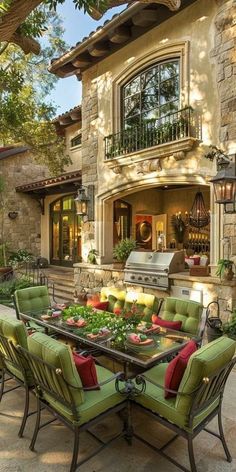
xmin=122 ymin=59 xmax=180 ymax=130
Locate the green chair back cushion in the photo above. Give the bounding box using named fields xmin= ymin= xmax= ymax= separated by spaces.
xmin=0 ymin=314 xmax=31 ymax=382
xmin=100 ymin=288 xmax=159 ymax=319
xmin=176 ymin=336 xmax=236 ymax=413
xmin=27 ymin=332 xmax=84 ymax=407
xmin=14 ymin=286 xmax=50 ymax=316
xmin=161 ymin=297 xmax=203 ymax=334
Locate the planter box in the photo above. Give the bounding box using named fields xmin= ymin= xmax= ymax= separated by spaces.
xmin=189 ymin=266 xmax=210 ymax=277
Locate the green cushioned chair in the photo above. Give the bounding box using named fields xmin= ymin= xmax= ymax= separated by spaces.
xmin=160 ymin=297 xmax=204 ymax=336
xmin=133 ymin=336 xmax=236 ymax=472
xmin=13 ymin=285 xmax=51 ymax=333
xmin=19 ymin=332 xmax=129 ymax=472
xmin=0 ymin=314 xmax=34 ymax=437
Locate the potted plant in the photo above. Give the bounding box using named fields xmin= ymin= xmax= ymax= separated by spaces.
xmin=216 ymin=259 xmax=234 ymax=281
xmin=222 ymin=310 xmax=236 ymax=340
xmin=87 ymin=249 xmax=98 ymax=265
xmin=113 ymin=238 xmax=137 ymax=268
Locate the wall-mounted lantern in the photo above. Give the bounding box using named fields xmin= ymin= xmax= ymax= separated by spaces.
xmin=74 ymin=185 xmax=94 ymax=221
xmin=206 ymin=146 xmax=236 ymax=213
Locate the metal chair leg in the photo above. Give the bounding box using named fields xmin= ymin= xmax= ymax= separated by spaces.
xmin=218 ymin=406 xmax=232 ymax=462
xmin=187 ymin=435 xmax=197 ymax=472
xmin=0 ymin=370 xmax=5 ymax=401
xmin=30 ymin=396 xmax=41 ymax=452
xmin=18 ymin=385 xmax=29 ymax=438
xmin=70 ymin=426 xmax=79 ymax=472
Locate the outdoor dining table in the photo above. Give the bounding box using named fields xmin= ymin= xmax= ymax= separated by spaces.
xmin=19 ymin=308 xmax=199 ymax=378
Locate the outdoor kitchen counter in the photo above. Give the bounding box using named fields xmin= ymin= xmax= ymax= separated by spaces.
xmin=169 ymin=272 xmax=236 ymax=286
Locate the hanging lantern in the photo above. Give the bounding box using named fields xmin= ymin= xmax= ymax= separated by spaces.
xmin=189 ymin=191 xmax=210 ymax=228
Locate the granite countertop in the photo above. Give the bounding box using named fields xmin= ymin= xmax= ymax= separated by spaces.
xmin=169 ymin=271 xmax=236 ymax=286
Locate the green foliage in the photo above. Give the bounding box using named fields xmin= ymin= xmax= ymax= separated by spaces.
xmin=222 ymin=310 xmax=236 ymax=339
xmin=0 ymin=7 xmax=71 ymax=175
xmin=8 ymin=249 xmax=34 ymax=268
xmin=0 ymin=275 xmax=33 ymax=300
xmin=216 ymin=259 xmax=234 ymax=278
xmin=113 ymin=238 xmax=137 ymax=262
xmin=61 ymin=304 xmax=140 ymax=346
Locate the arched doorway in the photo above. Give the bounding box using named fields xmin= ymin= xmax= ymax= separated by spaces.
xmin=50 ymin=195 xmax=81 ymax=266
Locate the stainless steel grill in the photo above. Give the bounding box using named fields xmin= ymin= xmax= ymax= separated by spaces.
xmin=124 ymin=250 xmax=185 ymax=290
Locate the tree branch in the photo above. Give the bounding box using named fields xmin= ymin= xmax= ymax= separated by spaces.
xmin=11 ymin=31 xmax=41 ymax=55
xmin=89 ymin=0 xmax=181 ymax=19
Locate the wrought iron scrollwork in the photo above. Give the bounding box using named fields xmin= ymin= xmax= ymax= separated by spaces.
xmin=115 ymin=374 xmax=146 ymax=397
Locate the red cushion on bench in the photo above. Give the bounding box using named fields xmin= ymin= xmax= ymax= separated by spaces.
xmin=92 ymin=301 xmax=109 ymax=311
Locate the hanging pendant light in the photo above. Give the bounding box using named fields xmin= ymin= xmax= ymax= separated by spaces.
xmin=189 ymin=191 xmax=210 ymax=229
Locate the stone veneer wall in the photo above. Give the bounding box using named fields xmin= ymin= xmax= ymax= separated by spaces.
xmin=0 ymin=151 xmax=50 ymax=256
xmin=211 ymin=0 xmax=236 ymax=259
xmin=81 ymin=68 xmax=98 ymax=259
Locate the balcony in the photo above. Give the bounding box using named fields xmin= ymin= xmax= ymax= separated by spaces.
xmin=104 ymin=107 xmax=201 ymax=161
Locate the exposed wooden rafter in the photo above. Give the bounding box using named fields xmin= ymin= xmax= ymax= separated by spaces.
xmin=109 ymin=26 xmax=131 ymax=44
xmin=132 ymin=10 xmax=159 ymax=27
xmin=72 ymin=53 xmax=93 ymax=68
xmin=88 ymin=42 xmax=110 ymax=57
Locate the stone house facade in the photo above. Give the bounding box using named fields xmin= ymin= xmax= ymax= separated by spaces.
xmin=10 ymin=0 xmax=236 ymax=319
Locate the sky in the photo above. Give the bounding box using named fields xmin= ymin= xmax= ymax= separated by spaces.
xmin=49 ymin=1 xmax=125 ymax=115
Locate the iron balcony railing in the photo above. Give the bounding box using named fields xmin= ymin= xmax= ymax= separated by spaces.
xmin=104 ymin=107 xmax=202 ymax=160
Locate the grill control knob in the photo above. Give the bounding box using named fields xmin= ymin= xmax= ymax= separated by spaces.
xmin=153 ymin=278 xmax=157 ymax=283
xmin=144 ymin=277 xmax=149 ymax=282
xmin=131 ymin=275 xmax=135 ymax=280
xmin=138 ymin=276 xmax=142 ymax=281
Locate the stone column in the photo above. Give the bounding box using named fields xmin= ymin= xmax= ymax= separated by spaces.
xmin=81 ymin=68 xmax=99 ymax=261
xmin=211 ymin=0 xmax=236 ymax=261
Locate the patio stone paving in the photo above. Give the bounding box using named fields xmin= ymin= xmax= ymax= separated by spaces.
xmin=0 ymin=305 xmax=236 ymax=472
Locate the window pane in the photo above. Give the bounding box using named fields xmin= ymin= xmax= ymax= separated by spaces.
xmin=124 ymin=116 xmax=140 ymax=129
xmin=141 ymin=88 xmax=159 ymax=111
xmin=53 ymin=200 xmax=60 ymax=211
xmin=160 ymin=61 xmax=179 ymax=81
xmin=160 ymin=77 xmax=179 ymax=105
xmin=124 ymin=94 xmax=140 ymax=118
xmin=124 ymin=76 xmax=140 ymax=97
xmin=142 ymin=109 xmax=159 ymax=122
xmin=141 ymin=67 xmax=158 ymax=90
xmin=62 ymin=196 xmax=73 ymax=211
xmin=160 ymin=100 xmax=179 ymax=117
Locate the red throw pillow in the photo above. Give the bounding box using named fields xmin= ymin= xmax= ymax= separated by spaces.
xmin=86 ymin=293 xmax=100 ymax=307
xmin=91 ymin=301 xmax=109 ymax=311
xmin=72 ymin=352 xmax=100 ymax=390
xmin=152 ymin=315 xmax=182 ymax=331
xmin=164 ymin=340 xmax=197 ymax=399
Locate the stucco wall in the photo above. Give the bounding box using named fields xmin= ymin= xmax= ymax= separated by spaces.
xmin=64 ymin=122 xmax=82 ymax=172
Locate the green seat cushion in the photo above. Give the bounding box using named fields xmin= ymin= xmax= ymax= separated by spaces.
xmin=14 ymin=286 xmax=50 ymax=316
xmin=46 ymin=364 xmax=125 ymax=425
xmin=161 ymin=297 xmax=203 ymax=335
xmin=176 ymin=336 xmax=236 ymax=413
xmin=134 ymin=362 xmax=219 ymax=432
xmin=28 ymin=332 xmax=84 ymax=406
xmin=0 ymin=314 xmax=32 ymax=383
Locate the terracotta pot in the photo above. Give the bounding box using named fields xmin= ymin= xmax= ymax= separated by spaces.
xmin=113 ymin=261 xmax=125 ymax=269
xmin=0 ymin=266 xmax=13 ymax=281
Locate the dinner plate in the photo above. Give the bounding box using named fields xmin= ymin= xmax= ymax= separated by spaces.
xmin=125 ymin=338 xmax=156 ymax=351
